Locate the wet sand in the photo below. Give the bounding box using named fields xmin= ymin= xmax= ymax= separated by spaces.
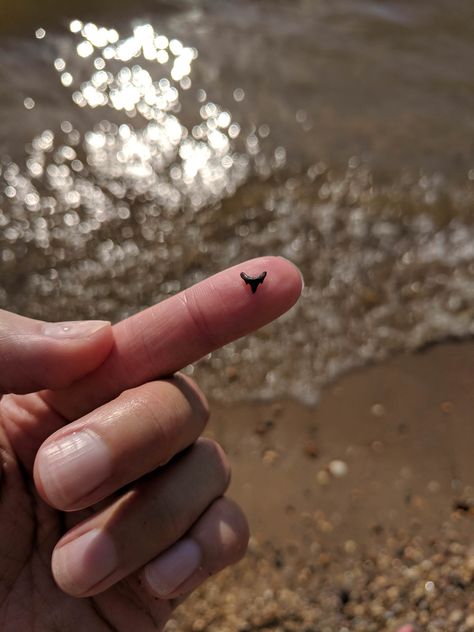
xmin=169 ymin=341 xmax=474 ymax=631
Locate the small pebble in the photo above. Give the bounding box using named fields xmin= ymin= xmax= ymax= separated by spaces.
xmin=262 ymin=449 xmax=279 ymax=466
xmin=371 ymin=403 xmax=386 ymax=417
xmin=440 ymin=401 xmax=455 ymax=414
xmin=304 ymin=439 xmax=319 ymax=458
xmin=225 ymin=366 xmax=238 ymax=381
xmin=316 ymin=470 xmax=331 ymax=486
xmin=328 ymin=460 xmax=348 ymax=478
xmin=317 ymin=519 xmax=333 ymax=534
xmin=411 ymin=495 xmax=427 ymax=510
xmin=254 ymin=419 xmax=274 ymax=435
xmin=449 ymin=609 xmax=464 ymax=623
xmin=427 ymin=480 xmax=440 ymax=494
xmin=371 ymin=440 xmax=384 ymax=453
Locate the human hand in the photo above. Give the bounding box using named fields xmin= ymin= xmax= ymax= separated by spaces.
xmin=0 ymin=256 xmax=302 ymax=631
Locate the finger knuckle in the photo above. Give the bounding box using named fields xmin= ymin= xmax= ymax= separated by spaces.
xmin=171 ymin=373 xmax=210 ymax=429
xmin=156 ymin=490 xmax=186 ymax=540
xmin=180 ymin=288 xmax=222 ymax=350
xmin=195 ymin=437 xmax=231 ymax=491
xmin=122 ymin=385 xmax=172 ymax=455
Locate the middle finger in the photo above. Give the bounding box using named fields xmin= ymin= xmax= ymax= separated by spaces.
xmin=34 ymin=374 xmax=208 ymax=511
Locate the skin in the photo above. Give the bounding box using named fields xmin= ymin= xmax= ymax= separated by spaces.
xmin=0 ymin=256 xmax=302 ymax=632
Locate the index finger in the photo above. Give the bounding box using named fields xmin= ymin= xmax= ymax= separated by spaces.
xmin=44 ymin=256 xmax=302 ymax=421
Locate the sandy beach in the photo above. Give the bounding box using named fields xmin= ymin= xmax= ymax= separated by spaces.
xmin=169 ymin=341 xmax=474 ymax=631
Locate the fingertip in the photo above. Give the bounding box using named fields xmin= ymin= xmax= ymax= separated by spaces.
xmin=274 ymin=255 xmax=304 ymax=303
xmin=144 ymin=497 xmax=249 ymax=601
xmin=238 ymin=255 xmax=302 ymax=295
xmin=0 ymin=315 xmax=115 ymax=395
xmin=277 ymin=255 xmax=304 ymax=287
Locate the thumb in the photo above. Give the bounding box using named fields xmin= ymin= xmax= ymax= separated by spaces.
xmin=0 ymin=309 xmax=114 ymax=395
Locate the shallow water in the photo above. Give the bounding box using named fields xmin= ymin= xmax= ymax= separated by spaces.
xmin=1 ymin=0 xmax=474 ymax=404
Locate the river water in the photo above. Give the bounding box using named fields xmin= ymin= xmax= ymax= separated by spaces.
xmin=1 ymin=0 xmax=474 ymax=404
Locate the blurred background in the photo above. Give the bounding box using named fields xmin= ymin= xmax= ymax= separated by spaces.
xmin=2 ymin=2 xmax=474 ymax=630
xmin=2 ymin=0 xmax=474 ymax=405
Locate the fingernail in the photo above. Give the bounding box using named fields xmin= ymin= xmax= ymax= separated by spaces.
xmin=144 ymin=538 xmax=202 ymax=597
xmin=43 ymin=320 xmax=110 ymax=339
xmin=53 ymin=528 xmax=118 ymax=595
xmin=36 ymin=430 xmax=111 ymax=507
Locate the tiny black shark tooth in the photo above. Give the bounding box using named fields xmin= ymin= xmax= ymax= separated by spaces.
xmin=240 ymin=271 xmax=267 ymax=294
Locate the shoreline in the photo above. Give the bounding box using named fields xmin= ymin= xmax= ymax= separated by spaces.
xmin=169 ymin=341 xmax=474 ymax=631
